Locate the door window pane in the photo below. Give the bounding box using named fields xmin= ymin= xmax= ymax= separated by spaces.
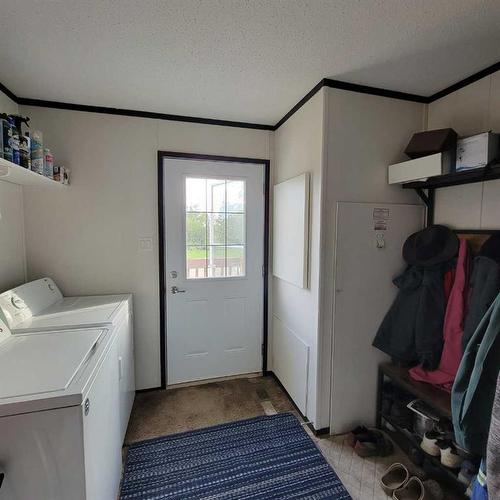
xmin=226 ymin=180 xmax=245 ymax=212
xmin=186 ymin=246 xmax=207 ymax=278
xmin=207 ymin=179 xmax=226 ymax=212
xmin=227 ymin=213 xmax=245 ymax=245
xmin=227 ymin=246 xmax=245 ymax=277
xmin=207 ymin=246 xmax=226 ymax=278
xmin=186 ymin=213 xmax=207 ymax=245
xmin=185 ymin=177 xmax=246 ymax=279
xmin=207 ymin=213 xmax=225 ymax=246
xmin=186 ymin=178 xmax=206 ymax=212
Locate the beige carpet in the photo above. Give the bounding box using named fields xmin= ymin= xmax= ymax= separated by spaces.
xmin=125 ymin=375 xmax=299 ymax=444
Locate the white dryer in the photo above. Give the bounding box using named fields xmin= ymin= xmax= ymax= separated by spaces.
xmin=0 ymin=278 xmax=135 ymax=443
xmin=0 ymin=318 xmax=122 ymax=500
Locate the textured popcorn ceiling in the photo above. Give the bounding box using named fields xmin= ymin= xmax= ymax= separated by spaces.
xmin=1 ymin=0 xmax=500 ymax=124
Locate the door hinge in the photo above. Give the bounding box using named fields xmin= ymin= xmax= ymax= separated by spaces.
xmin=262 ymin=265 xmax=266 ymax=277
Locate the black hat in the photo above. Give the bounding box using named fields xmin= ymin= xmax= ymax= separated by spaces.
xmin=403 ymin=225 xmax=459 ymax=267
xmin=478 ymin=233 xmax=500 ymax=266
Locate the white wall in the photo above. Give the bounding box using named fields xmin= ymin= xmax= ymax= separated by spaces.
xmin=428 ymin=71 xmax=500 ymax=229
xmin=0 ymin=94 xmax=26 ymax=294
xmin=271 ymin=90 xmax=325 ymax=427
xmin=19 ymin=105 xmax=271 ymax=389
xmin=323 ymin=89 xmax=425 ymax=431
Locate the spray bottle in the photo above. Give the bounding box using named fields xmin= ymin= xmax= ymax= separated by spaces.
xmin=9 ymin=115 xmax=30 ymax=168
xmin=0 ymin=113 xmax=12 ymax=162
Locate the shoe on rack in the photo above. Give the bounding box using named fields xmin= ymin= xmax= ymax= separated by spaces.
xmin=380 ymin=463 xmax=409 ymax=496
xmin=346 ymin=425 xmax=369 ymax=447
xmin=393 ymin=477 xmax=443 ymax=500
xmin=354 ymin=429 xmax=394 ymax=458
xmin=439 ymin=441 xmax=464 ymax=469
xmin=420 ymin=431 xmax=441 ymax=456
xmin=458 ymin=460 xmax=478 ymax=487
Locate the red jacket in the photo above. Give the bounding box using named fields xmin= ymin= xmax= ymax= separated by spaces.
xmin=410 ymin=239 xmax=470 ymax=391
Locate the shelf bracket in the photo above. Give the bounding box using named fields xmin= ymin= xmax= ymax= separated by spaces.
xmin=414 ymin=188 xmax=435 ymax=227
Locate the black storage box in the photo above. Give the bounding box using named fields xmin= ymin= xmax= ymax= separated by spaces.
xmin=405 ymin=128 xmax=458 ymax=160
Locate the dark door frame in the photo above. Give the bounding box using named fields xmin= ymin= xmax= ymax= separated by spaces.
xmin=157 ymin=151 xmax=271 ymax=389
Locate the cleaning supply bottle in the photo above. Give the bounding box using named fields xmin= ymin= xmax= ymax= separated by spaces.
xmin=7 ymin=115 xmax=30 ymax=166
xmin=20 ymin=132 xmax=31 ymax=169
xmin=7 ymin=116 xmax=19 ymax=164
xmin=30 ymin=130 xmax=44 ymax=174
xmin=0 ymin=113 xmax=12 ymax=161
xmin=43 ymin=148 xmax=54 ymax=178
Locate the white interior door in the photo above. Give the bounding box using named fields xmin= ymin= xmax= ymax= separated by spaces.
xmin=330 ymin=202 xmax=425 ymax=432
xmin=163 ymin=157 xmax=265 ymax=385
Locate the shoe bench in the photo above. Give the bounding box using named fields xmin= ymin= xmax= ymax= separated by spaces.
xmin=376 ymin=362 xmax=467 ymax=498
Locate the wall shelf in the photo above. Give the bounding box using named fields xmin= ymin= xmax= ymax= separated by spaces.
xmin=402 ymin=163 xmax=500 ymax=190
xmin=0 ymin=158 xmax=63 ymax=187
xmin=399 ymin=162 xmax=500 ymax=226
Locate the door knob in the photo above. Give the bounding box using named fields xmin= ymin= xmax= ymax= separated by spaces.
xmin=171 ymin=286 xmax=186 ymax=294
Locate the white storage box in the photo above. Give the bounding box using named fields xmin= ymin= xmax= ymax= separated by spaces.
xmin=456 ymin=132 xmax=499 ymax=171
xmin=388 ymin=152 xmax=453 ymax=185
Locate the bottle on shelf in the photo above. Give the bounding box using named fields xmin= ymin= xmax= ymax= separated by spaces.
xmin=8 ymin=116 xmax=20 ymax=165
xmin=43 ymin=148 xmax=54 ymax=178
xmin=30 ymin=129 xmax=44 ymax=175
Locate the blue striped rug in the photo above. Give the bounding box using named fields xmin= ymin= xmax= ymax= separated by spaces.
xmin=120 ymin=412 xmax=351 ymax=499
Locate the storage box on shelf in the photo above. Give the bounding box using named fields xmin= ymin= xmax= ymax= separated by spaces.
xmin=388 ymin=152 xmax=454 ymax=185
xmin=376 ymin=362 xmax=469 ymax=498
xmin=0 ymin=158 xmax=63 ymax=187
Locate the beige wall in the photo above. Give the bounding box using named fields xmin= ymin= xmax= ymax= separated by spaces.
xmin=324 ymin=88 xmax=424 ymax=431
xmin=428 ymin=71 xmax=500 ymax=229
xmin=272 ymin=90 xmax=325 ymax=426
xmin=19 ymin=105 xmax=271 ymax=389
xmin=0 ymin=95 xmax=26 ymax=295
xmin=0 ymin=92 xmax=18 ymax=116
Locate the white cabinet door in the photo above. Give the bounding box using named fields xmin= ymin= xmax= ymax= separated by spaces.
xmin=82 ymin=338 xmax=121 ymax=500
xmin=330 ymin=202 xmax=425 ymax=433
xmin=163 ymin=157 xmax=265 ymax=385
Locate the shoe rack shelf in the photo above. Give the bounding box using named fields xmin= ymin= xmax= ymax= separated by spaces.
xmin=377 ymin=363 xmax=451 ymax=417
xmin=376 ymin=362 xmax=467 ymax=498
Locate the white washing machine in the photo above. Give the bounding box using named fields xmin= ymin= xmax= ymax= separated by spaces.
xmin=0 ymin=318 xmax=122 ymax=500
xmin=0 ymin=278 xmax=135 ymax=442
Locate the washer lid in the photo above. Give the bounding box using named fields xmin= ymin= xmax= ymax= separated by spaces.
xmin=0 ymin=329 xmax=103 ymax=400
xmin=12 ymin=295 xmax=129 ymax=333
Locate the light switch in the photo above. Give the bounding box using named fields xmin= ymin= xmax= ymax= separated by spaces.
xmin=139 ymin=238 xmax=153 ymax=251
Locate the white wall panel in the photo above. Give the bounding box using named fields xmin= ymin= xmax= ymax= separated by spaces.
xmin=272 ymin=90 xmax=324 ymax=426
xmin=481 ymin=179 xmax=500 ymax=229
xmin=272 ymin=314 xmax=309 ymax=414
xmin=434 ymin=184 xmax=483 ymax=229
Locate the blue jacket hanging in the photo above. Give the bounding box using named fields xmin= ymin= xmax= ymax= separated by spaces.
xmin=452 ymin=292 xmax=500 ymax=456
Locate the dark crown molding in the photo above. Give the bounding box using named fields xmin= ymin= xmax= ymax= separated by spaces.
xmin=1 ymin=59 xmax=499 ymax=131
xmin=17 ymin=97 xmax=274 ymax=130
xmin=0 ymin=81 xmax=18 ymax=105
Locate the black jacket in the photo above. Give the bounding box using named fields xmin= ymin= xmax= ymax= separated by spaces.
xmin=462 ymin=256 xmax=500 ymax=351
xmin=373 ymin=264 xmax=449 ymax=370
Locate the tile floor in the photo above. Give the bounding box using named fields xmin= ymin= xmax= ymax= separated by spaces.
xmin=125 ymin=375 xmax=455 ymax=500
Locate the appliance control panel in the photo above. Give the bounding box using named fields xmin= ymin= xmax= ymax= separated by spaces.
xmin=0 ymin=278 xmax=63 ymax=328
